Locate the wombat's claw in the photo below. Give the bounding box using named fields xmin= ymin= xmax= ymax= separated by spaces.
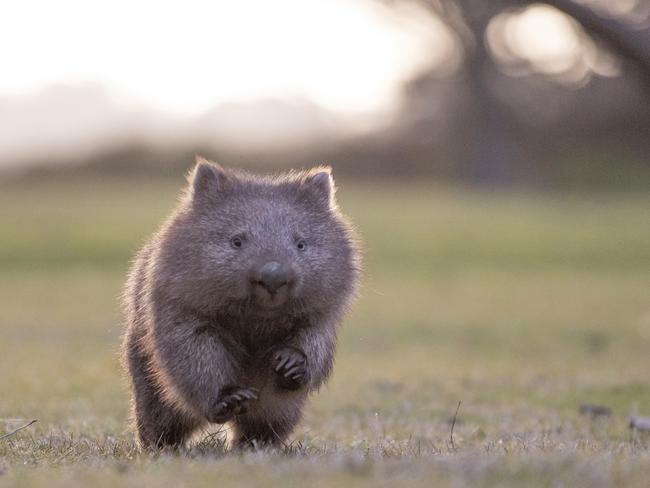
xmin=272 ymin=347 xmax=309 ymax=391
xmin=284 ymin=365 xmax=304 ymax=379
xmin=210 ymin=387 xmax=258 ymax=423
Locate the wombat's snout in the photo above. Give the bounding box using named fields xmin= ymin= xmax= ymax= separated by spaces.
xmin=254 ymin=261 xmax=291 ymax=294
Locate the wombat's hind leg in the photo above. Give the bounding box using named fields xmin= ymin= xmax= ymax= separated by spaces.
xmin=132 ymin=392 xmax=199 ymax=449
xmin=127 ymin=336 xmax=200 ymax=449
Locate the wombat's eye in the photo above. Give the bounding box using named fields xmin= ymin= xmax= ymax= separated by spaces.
xmin=296 ymin=239 xmax=307 ymax=251
xmin=230 ymin=236 xmax=243 ymax=249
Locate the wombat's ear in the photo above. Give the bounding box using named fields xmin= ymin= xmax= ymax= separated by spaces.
xmin=299 ymin=166 xmax=335 ymax=209
xmin=189 ymin=156 xmax=228 ymax=201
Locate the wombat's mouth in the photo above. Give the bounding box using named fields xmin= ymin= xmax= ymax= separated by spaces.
xmin=251 ymin=283 xmax=292 ymax=310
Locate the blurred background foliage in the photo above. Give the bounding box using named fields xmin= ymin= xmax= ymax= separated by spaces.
xmin=0 ymin=0 xmax=648 ymax=188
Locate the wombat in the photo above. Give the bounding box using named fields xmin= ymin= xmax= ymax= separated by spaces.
xmin=121 ymin=157 xmax=361 ymax=449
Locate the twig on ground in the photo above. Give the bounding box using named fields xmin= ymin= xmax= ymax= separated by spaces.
xmin=0 ymin=419 xmax=37 ymax=441
xmin=449 ymin=401 xmax=462 ymax=451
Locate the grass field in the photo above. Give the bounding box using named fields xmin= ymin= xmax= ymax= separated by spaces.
xmin=1 ymin=176 xmax=650 ymax=486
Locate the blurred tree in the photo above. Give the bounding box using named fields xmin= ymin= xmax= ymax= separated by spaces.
xmin=392 ymin=0 xmax=650 ymax=184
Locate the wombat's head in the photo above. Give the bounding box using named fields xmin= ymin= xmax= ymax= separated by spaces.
xmin=158 ymin=157 xmax=360 ymax=321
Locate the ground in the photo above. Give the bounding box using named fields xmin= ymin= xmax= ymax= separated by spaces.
xmin=1 ymin=176 xmax=649 ymax=487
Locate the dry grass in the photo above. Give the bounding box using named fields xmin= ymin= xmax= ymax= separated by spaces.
xmin=1 ymin=177 xmax=649 ymax=486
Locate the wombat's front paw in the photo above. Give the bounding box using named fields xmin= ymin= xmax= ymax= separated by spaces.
xmin=272 ymin=347 xmax=309 ymax=391
xmin=209 ymin=387 xmax=258 ymax=423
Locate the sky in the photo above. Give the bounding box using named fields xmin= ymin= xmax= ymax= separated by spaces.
xmin=0 ymin=0 xmax=450 ymax=116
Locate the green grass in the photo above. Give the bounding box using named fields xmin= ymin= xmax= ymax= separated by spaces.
xmin=1 ymin=176 xmax=650 ymax=486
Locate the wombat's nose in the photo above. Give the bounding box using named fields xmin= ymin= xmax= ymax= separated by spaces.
xmin=257 ymin=261 xmax=289 ymax=293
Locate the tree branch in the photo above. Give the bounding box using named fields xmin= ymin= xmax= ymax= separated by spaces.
xmin=518 ymin=0 xmax=650 ymax=89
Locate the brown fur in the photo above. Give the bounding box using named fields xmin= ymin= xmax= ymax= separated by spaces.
xmin=121 ymin=157 xmax=361 ymax=449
